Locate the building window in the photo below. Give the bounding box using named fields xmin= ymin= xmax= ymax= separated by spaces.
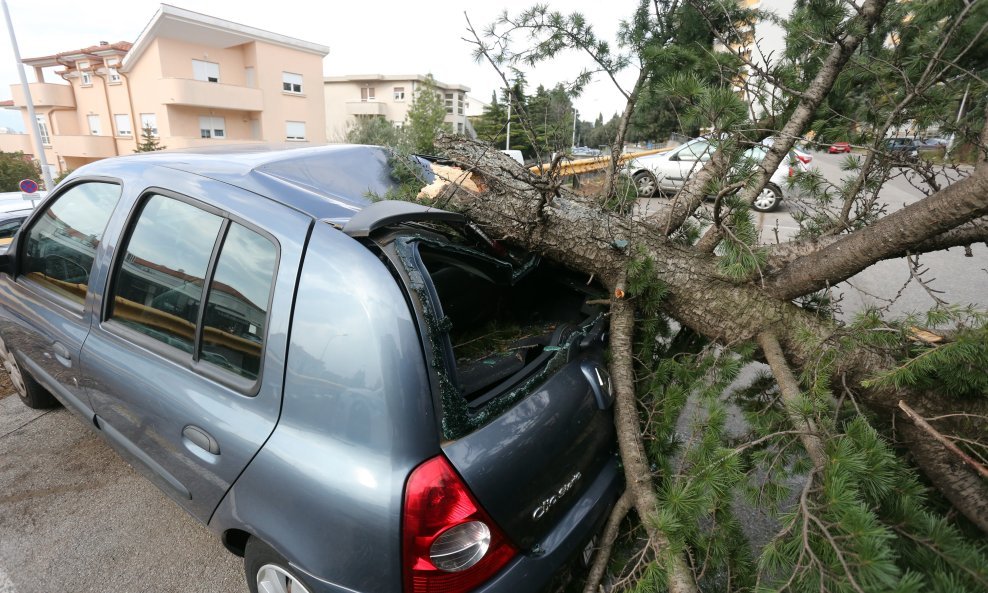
xmin=285 ymin=121 xmax=306 ymax=141
xmin=108 ymin=67 xmax=121 ymax=84
xmin=81 ymin=71 xmax=92 ymax=86
xmin=457 ymin=122 xmax=464 ymax=134
xmin=114 ymin=114 xmax=132 ymax=137
xmin=35 ymin=115 xmax=50 ymax=145
xmin=192 ymin=59 xmax=220 ymax=83
xmin=282 ymin=72 xmax=303 ymax=94
xmin=360 ymin=87 xmax=376 ymax=101
xmin=457 ymin=93 xmax=464 ymax=115
xmin=139 ymin=113 xmax=158 ymax=136
xmin=444 ymin=93 xmax=454 ymax=114
xmin=199 ymin=116 xmax=226 ymax=139
xmin=393 ymin=86 xmax=405 ymax=101
xmin=88 ymin=115 xmax=101 ymax=135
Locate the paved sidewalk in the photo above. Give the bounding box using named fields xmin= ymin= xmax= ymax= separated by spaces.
xmin=0 ymin=391 xmax=243 ymax=593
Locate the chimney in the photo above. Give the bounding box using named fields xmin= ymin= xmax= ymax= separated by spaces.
xmin=99 ymin=41 xmax=109 ymax=46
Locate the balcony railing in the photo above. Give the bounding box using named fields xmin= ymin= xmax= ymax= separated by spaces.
xmin=0 ymin=134 xmax=34 ymax=154
xmin=346 ymin=101 xmax=386 ymax=116
xmin=51 ymin=135 xmax=117 ymax=158
xmin=10 ymin=83 xmax=75 ymax=108
xmin=160 ymin=78 xmax=264 ymax=111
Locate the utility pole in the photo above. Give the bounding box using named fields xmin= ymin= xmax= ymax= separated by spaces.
xmin=505 ymin=97 xmax=511 ymax=150
xmin=2 ymin=0 xmax=54 ymax=190
xmin=945 ymin=83 xmax=970 ymax=158
xmin=571 ymin=109 xmax=578 ymax=148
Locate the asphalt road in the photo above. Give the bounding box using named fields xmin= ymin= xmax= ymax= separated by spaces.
xmin=0 ymin=152 xmax=983 ymax=593
xmin=755 ymin=151 xmax=986 ymax=317
xmin=635 ymin=151 xmax=986 ymax=316
xmin=0 ymin=391 xmax=244 ymax=593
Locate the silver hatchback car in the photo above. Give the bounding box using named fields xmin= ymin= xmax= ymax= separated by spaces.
xmin=0 ymin=146 xmax=620 ymax=593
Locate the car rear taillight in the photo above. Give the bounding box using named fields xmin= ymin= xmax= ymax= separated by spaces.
xmin=788 ymin=166 xmax=795 ymax=177
xmin=403 ymin=456 xmax=517 ymax=593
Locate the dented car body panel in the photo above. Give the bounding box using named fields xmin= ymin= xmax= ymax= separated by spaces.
xmin=0 ymin=145 xmax=620 ymax=593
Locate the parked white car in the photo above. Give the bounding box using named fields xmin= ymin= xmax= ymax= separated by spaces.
xmin=627 ymin=140 xmax=801 ymax=212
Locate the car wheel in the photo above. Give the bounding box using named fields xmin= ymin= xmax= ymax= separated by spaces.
xmin=632 ymin=171 xmax=657 ymax=197
xmin=0 ymin=334 xmax=58 ymax=409
xmin=245 ymin=537 xmax=314 ymax=593
xmin=752 ymin=184 xmax=782 ymax=213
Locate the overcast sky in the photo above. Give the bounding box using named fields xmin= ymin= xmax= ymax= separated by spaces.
xmin=0 ymin=0 xmax=794 ymax=132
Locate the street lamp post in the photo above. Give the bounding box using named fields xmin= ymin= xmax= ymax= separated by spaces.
xmin=2 ymin=0 xmax=55 ymax=190
xmin=572 ymin=109 xmax=578 ymax=148
xmin=505 ymin=97 xmax=511 ymax=150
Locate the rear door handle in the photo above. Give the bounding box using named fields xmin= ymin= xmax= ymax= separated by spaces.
xmin=182 ymin=425 xmax=220 ymax=455
xmin=52 ymin=341 xmax=71 ymax=367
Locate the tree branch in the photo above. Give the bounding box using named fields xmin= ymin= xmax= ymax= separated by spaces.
xmin=757 ymin=332 xmax=828 ymax=470
xmin=582 ymin=489 xmax=634 ymax=593
xmin=764 ymin=215 xmax=988 ymax=271
xmin=898 ymin=400 xmax=988 ymax=480
xmin=610 ymin=293 xmax=699 ymax=593
xmin=764 ymin=166 xmax=988 ymax=300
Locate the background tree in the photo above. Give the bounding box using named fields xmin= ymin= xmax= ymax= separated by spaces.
xmin=404 ymin=74 xmax=452 ymax=154
xmin=0 ymin=151 xmax=41 ymax=191
xmin=412 ymin=0 xmax=988 ymax=591
xmin=133 ymin=124 xmax=165 ymax=153
xmin=344 ymin=116 xmax=404 ymax=147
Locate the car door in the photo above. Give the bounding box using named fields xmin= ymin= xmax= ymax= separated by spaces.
xmin=0 ymin=180 xmax=121 ymax=417
xmin=667 ymin=141 xmax=712 ymax=190
xmin=82 ymin=170 xmax=312 ymax=521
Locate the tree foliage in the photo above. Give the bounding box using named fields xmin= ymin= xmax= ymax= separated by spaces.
xmin=405 ymin=74 xmax=451 ymax=155
xmin=0 ymin=151 xmax=41 ymax=192
xmin=133 ymin=124 xmax=166 ymax=153
xmin=472 ymin=79 xmax=579 ymax=160
xmin=410 ymin=0 xmax=988 ymax=591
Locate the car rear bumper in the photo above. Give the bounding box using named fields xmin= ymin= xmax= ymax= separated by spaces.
xmin=474 ymin=457 xmax=622 ymax=593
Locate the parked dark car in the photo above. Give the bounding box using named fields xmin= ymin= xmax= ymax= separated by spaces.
xmin=884 ymin=137 xmax=919 ymax=160
xmin=0 ymin=146 xmax=620 ymax=593
xmin=0 ymin=207 xmax=34 ymax=254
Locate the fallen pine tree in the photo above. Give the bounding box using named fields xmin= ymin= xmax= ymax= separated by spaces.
xmin=410 ymin=132 xmax=988 ymax=592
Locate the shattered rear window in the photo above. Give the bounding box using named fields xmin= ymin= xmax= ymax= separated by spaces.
xmin=394 ymin=233 xmax=605 ymax=439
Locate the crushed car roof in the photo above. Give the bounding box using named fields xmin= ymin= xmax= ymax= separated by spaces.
xmin=66 ymin=144 xmax=432 ymax=221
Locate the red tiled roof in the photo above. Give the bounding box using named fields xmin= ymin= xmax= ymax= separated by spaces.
xmin=23 ymin=41 xmax=132 ymax=64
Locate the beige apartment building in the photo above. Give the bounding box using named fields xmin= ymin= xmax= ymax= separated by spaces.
xmin=0 ymin=4 xmax=329 ymax=176
xmin=323 ymin=75 xmax=487 ymax=141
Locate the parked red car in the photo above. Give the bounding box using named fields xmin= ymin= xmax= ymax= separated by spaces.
xmin=828 ymin=142 xmax=852 ymax=154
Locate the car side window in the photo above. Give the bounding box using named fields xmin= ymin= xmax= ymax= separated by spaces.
xmin=20 ymin=182 xmax=121 ymax=304
xmin=678 ymin=142 xmax=711 ymax=162
xmin=109 ymin=195 xmax=223 ymax=354
xmin=199 ymin=223 xmax=276 ymax=380
xmin=0 ymin=217 xmax=25 ymax=239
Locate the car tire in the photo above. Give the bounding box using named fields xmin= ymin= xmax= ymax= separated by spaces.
xmin=632 ymin=171 xmax=657 ymax=198
xmin=0 ymin=335 xmax=59 ymax=409
xmin=244 ymin=537 xmax=315 ymax=593
xmin=751 ymin=184 xmax=782 ymax=213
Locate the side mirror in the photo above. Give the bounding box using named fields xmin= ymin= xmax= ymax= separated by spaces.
xmin=0 ymin=253 xmax=13 ymax=277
